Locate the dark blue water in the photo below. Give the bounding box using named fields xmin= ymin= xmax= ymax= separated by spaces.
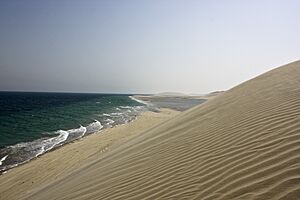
xmin=0 ymin=92 xmax=147 ymax=173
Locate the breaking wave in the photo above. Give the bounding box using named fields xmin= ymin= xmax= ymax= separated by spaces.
xmin=0 ymin=98 xmax=149 ymax=174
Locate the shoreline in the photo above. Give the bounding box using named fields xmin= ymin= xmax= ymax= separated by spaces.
xmin=18 ymin=61 xmax=300 ymax=200
xmin=0 ymin=108 xmax=180 ymax=200
xmin=0 ymin=95 xmax=147 ymax=174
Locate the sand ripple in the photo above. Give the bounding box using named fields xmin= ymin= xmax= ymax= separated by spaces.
xmin=24 ymin=61 xmax=300 ymax=199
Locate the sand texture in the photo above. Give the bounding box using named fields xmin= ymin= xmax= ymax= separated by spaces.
xmin=2 ymin=61 xmax=300 ymax=200
xmin=0 ymin=109 xmax=179 ymax=200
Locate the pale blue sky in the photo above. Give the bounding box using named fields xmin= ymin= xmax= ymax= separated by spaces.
xmin=0 ymin=0 xmax=299 ymax=94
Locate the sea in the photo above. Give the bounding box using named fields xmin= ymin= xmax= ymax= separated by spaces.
xmin=0 ymin=92 xmax=149 ymax=173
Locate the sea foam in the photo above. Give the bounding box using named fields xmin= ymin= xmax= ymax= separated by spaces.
xmin=0 ymin=95 xmax=148 ymax=174
xmin=129 ymin=96 xmax=149 ymax=105
xmin=0 ymin=155 xmax=8 ymax=166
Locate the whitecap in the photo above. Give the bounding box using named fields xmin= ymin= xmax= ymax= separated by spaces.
xmin=86 ymin=120 xmax=103 ymax=134
xmin=129 ymin=96 xmax=149 ymax=105
xmin=110 ymin=112 xmax=123 ymax=116
xmin=37 ymin=129 xmax=69 ymax=156
xmin=104 ymin=119 xmax=115 ymax=127
xmin=68 ymin=125 xmax=87 ymax=138
xmin=120 ymin=106 xmax=132 ymax=109
xmin=0 ymin=155 xmax=8 ymax=166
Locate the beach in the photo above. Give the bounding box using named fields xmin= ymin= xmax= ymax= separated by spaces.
xmin=0 ymin=0 xmax=299 ymax=199
xmin=0 ymin=61 xmax=300 ymax=200
xmin=0 ymin=108 xmax=180 ymax=200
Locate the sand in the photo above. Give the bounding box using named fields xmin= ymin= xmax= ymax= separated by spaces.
xmin=0 ymin=109 xmax=180 ymax=200
xmin=1 ymin=60 xmax=300 ymax=200
xmin=133 ymin=95 xmax=207 ymax=111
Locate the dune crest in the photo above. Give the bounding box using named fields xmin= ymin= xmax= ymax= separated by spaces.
xmin=26 ymin=61 xmax=300 ymax=200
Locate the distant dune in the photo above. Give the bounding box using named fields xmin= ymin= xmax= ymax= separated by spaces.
xmin=153 ymin=91 xmax=224 ymax=98
xmin=25 ymin=61 xmax=300 ymax=199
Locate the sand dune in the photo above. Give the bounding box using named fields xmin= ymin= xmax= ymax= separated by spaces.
xmin=22 ymin=61 xmax=300 ymax=199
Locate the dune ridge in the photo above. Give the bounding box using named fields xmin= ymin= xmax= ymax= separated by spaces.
xmin=26 ymin=61 xmax=300 ymax=199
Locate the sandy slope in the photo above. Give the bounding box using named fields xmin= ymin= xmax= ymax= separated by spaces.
xmin=0 ymin=109 xmax=179 ymax=200
xmin=21 ymin=61 xmax=300 ymax=199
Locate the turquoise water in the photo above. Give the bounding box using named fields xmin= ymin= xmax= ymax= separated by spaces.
xmin=0 ymin=92 xmax=146 ymax=172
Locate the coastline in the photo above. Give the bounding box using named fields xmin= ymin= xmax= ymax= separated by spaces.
xmin=19 ymin=61 xmax=300 ymax=200
xmin=0 ymin=94 xmax=148 ymax=173
xmin=0 ymin=108 xmax=179 ymax=200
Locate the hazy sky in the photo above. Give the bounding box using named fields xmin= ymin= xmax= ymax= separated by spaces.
xmin=0 ymin=0 xmax=299 ymax=94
